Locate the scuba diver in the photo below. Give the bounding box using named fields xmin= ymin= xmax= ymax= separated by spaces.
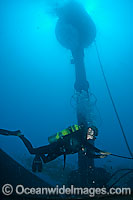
xmin=0 ymin=125 xmax=110 ymax=172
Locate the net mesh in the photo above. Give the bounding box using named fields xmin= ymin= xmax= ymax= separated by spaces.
xmin=71 ymin=90 xmax=102 ymax=127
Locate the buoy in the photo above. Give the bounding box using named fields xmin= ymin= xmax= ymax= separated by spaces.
xmin=55 ymin=1 xmax=96 ymax=50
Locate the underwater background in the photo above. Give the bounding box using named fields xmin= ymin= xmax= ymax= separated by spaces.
xmin=0 ymin=0 xmax=133 ymax=185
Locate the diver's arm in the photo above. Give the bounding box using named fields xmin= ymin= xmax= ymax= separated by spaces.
xmin=86 ymin=141 xmax=111 ymax=155
xmin=93 ymin=146 xmax=111 ymax=155
xmin=94 ymin=154 xmax=108 ymax=158
xmin=93 ymin=146 xmax=111 ymax=156
xmin=85 ymin=152 xmax=107 ymax=159
xmin=85 ymin=141 xmax=101 ymax=153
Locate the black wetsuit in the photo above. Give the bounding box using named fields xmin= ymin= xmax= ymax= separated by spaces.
xmin=0 ymin=129 xmax=17 ymax=136
xmin=19 ymin=129 xmax=102 ymax=164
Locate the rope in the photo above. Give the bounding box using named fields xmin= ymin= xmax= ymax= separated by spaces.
xmin=94 ymin=41 xmax=133 ymax=159
xmin=110 ymin=153 xmax=133 ymax=160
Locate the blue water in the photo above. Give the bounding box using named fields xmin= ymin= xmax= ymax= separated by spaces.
xmin=0 ymin=0 xmax=132 ymax=178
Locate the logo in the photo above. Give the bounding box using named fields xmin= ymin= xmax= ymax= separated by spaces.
xmin=2 ymin=184 xmax=13 ymax=196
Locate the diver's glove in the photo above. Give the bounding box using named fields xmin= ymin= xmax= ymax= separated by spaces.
xmin=100 ymin=151 xmax=111 ymax=156
xmin=99 ymin=155 xmax=108 ymax=158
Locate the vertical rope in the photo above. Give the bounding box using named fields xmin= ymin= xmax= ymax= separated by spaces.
xmin=94 ymin=41 xmax=133 ymax=159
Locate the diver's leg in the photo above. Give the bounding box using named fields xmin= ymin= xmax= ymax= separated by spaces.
xmin=33 ymin=141 xmax=62 ymax=155
xmin=19 ymin=135 xmax=61 ymax=155
xmin=19 ymin=135 xmax=36 ymax=154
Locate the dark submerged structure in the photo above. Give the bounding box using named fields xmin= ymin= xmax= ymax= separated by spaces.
xmin=55 ymin=0 xmax=108 ymax=187
xmin=0 ymin=149 xmax=61 ymax=199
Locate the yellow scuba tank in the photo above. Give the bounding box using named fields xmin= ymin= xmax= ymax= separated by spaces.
xmin=48 ymin=125 xmax=81 ymax=144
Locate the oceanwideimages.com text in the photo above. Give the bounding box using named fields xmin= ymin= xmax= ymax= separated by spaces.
xmin=2 ymin=184 xmax=131 ymax=197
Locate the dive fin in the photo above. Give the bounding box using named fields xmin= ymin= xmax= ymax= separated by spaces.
xmin=63 ymin=154 xmax=66 ymax=170
xmin=0 ymin=129 xmax=22 ymax=136
xmin=32 ymin=155 xmax=43 ymax=172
